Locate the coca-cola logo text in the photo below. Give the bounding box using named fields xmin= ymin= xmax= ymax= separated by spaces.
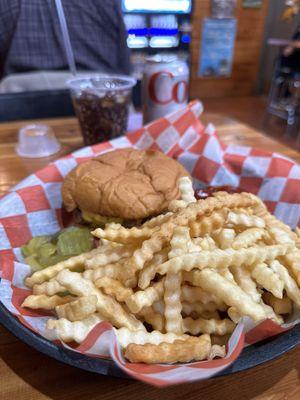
xmin=148 ymin=71 xmax=188 ymax=105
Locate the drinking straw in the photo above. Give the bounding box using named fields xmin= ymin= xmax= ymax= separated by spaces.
xmin=54 ymin=0 xmax=77 ymax=76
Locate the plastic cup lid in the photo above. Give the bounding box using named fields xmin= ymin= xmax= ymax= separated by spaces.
xmin=16 ymin=124 xmax=61 ymax=158
xmin=67 ymin=74 xmax=137 ymax=92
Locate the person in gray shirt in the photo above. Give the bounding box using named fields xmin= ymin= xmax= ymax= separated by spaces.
xmin=0 ymin=0 xmax=131 ymax=91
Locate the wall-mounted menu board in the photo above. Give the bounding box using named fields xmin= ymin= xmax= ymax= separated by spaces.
xmin=198 ymin=18 xmax=237 ymax=77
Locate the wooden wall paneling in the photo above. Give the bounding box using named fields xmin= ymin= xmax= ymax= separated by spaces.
xmin=190 ymin=0 xmax=269 ymax=99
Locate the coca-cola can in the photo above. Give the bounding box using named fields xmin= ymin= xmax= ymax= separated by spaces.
xmin=142 ymin=54 xmax=189 ymax=123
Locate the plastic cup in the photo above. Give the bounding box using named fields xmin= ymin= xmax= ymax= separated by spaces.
xmin=67 ymin=75 xmax=136 ymax=145
xmin=16 ymin=124 xmax=61 ymax=158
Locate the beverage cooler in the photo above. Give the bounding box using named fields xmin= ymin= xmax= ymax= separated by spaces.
xmin=122 ymin=0 xmax=192 ymax=108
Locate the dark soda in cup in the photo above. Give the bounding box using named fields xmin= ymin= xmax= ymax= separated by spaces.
xmin=67 ymin=75 xmax=136 ymax=145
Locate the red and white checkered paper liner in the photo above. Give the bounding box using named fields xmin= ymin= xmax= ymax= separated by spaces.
xmin=0 ymin=100 xmax=300 ymax=387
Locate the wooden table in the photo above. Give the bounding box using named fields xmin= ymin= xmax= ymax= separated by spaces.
xmin=1 ymin=114 xmax=300 ymax=400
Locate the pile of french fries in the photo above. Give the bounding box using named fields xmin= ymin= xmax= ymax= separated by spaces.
xmin=22 ymin=177 xmax=300 ymax=364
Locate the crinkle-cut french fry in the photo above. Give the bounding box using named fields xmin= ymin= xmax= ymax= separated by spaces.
xmin=213 ymin=228 xmax=236 ymax=250
xmin=25 ymin=247 xmax=104 ymax=287
xmin=152 ymin=246 xmax=171 ymax=264
xmin=232 ymin=207 xmax=255 ymax=215
xmin=153 ymin=300 xmax=165 ymax=315
xmin=250 ymin=262 xmax=284 ymax=299
xmin=169 ymin=227 xmax=189 ymax=258
xmin=200 ymin=310 xmax=220 ymax=320
xmin=100 ymin=238 xmax=115 ymax=246
xmin=181 ymin=283 xmax=226 ymax=309
xmin=227 ymin=212 xmax=265 ymax=228
xmin=227 ymin=307 xmax=241 ymax=323
xmin=178 ymin=176 xmax=196 ymax=203
xmin=220 ymin=268 xmax=235 ymax=282
xmin=138 ymin=263 xmax=159 ymax=290
xmin=168 ymin=199 xmax=189 ymax=212
xmin=85 ymin=245 xmax=136 ymax=269
xmin=230 ymin=265 xmax=261 ymax=303
xmin=283 ymin=250 xmax=300 ymax=285
xmin=168 ymin=227 xmax=200 ymax=259
xmin=191 ymin=237 xmax=204 ymax=246
xmin=188 ymin=269 xmax=266 ymax=322
xmin=211 ymin=190 xmax=234 ymax=198
xmin=56 ymin=270 xmax=144 ymax=331
xmin=295 ymin=227 xmax=300 ymax=246
xmin=47 ymin=314 xmax=102 ymax=343
xmin=121 ymin=192 xmax=261 ymax=283
xmin=92 ymin=224 xmax=157 ymax=244
xmin=231 ymin=228 xmax=266 ymax=250
xmin=259 ymin=209 xmax=298 ymax=246
xmin=168 ymin=177 xmax=196 ymax=212
xmin=164 ymin=272 xmax=183 ymax=334
xmin=270 ymin=260 xmax=300 ymax=309
xmin=142 ymin=212 xmax=173 ymax=228
xmin=209 ymin=345 xmax=226 ymax=359
xmin=228 ymin=302 xmax=282 ymax=325
xmin=125 ymin=280 xmax=164 ymax=313
xmin=55 ymin=295 xmax=97 ymax=321
xmin=138 ymin=306 xmax=164 ymax=331
xmin=194 ymin=237 xmax=219 ymax=253
xmin=182 ymin=301 xmax=219 ymax=316
xmin=83 ymin=263 xmax=121 ymax=282
xmin=263 ymin=292 xmax=293 ymax=315
xmin=189 ymin=210 xmax=228 ymax=237
xmin=121 ymin=231 xmax=168 ymax=285
xmin=138 ymin=247 xmax=169 ymax=290
xmin=124 ymin=334 xmax=212 ymax=364
xmin=269 ymin=227 xmax=296 ymax=245
xmin=33 ymin=279 xmax=66 ymax=296
xmin=95 ymin=277 xmax=133 ymax=302
xmin=22 ymin=294 xmax=74 ymax=310
xmin=114 ymin=327 xmax=188 ymax=348
xmin=86 ymin=265 xmax=140 ymax=289
xmin=183 ymin=317 xmax=235 ymax=335
xmin=196 ymin=235 xmax=217 ymax=251
xmin=156 ymin=244 xmax=292 ymax=276
xmin=258 ymin=209 xmax=297 ymax=237
xmin=261 ymin=302 xmax=283 ymax=324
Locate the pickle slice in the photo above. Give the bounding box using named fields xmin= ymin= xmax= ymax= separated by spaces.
xmin=57 ymin=227 xmax=93 ymax=256
xmin=81 ymin=210 xmax=123 ymax=227
xmin=24 ymin=255 xmax=44 ymax=271
xmin=21 ymin=235 xmax=52 ymax=257
xmin=22 ymin=227 xmax=94 ymax=271
xmin=37 ymin=243 xmax=57 ymax=259
xmin=39 ymin=254 xmax=70 ymax=267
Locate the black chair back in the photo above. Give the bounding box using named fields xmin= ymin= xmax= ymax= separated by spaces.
xmin=0 ymin=90 xmax=74 ymax=122
xmin=0 ymin=82 xmax=141 ymax=122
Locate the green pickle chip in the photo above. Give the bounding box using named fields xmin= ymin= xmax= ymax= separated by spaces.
xmin=21 ymin=227 xmax=94 ymax=271
xmin=57 ymin=227 xmax=93 ymax=256
xmin=24 ymin=255 xmax=44 ymax=271
xmin=37 ymin=242 xmax=57 ymax=258
xmin=81 ymin=210 xmax=123 ymax=227
xmin=21 ymin=235 xmax=52 ymax=257
xmin=39 ymin=254 xmax=70 ymax=267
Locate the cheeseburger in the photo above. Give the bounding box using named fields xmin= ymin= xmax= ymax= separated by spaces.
xmin=62 ymin=148 xmax=189 ymax=226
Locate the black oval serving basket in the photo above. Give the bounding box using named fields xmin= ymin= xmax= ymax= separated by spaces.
xmin=1 ymin=300 xmax=300 ymax=380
